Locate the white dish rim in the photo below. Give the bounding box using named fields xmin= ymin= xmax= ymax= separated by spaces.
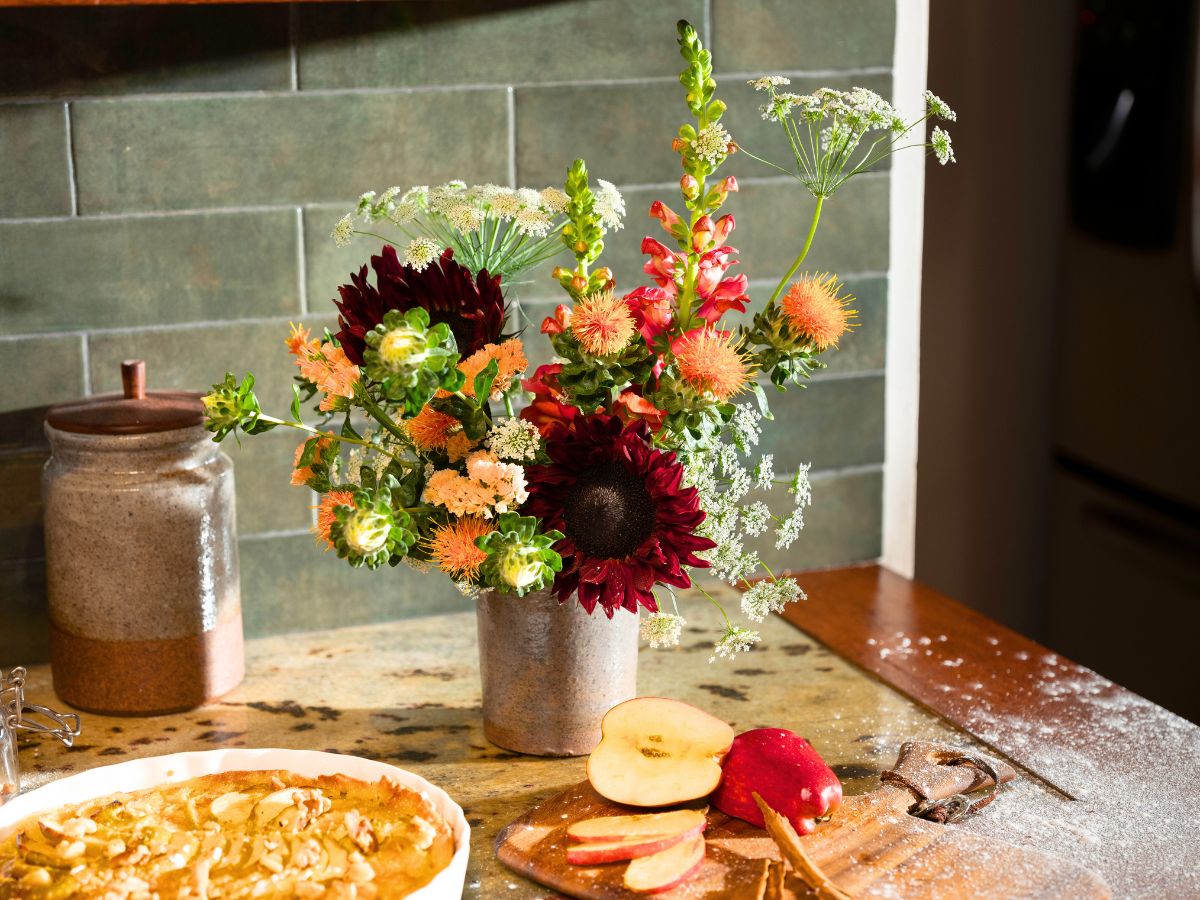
xmin=0 ymin=747 xmax=470 ymax=899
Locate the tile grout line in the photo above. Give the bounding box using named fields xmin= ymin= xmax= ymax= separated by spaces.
xmin=287 ymin=4 xmax=300 ymax=92
xmin=0 ymin=171 xmax=889 ymax=226
xmin=702 ymin=0 xmax=714 ymax=48
xmin=295 ymin=207 xmax=308 ymax=315
xmin=63 ymin=103 xmax=79 ymax=217
xmin=79 ymin=333 xmax=92 ymax=395
xmin=0 ymin=66 xmax=894 ymax=106
xmin=506 ymin=86 xmax=517 ymax=189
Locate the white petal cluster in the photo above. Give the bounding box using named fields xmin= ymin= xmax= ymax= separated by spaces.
xmin=740 ymin=577 xmax=805 ymax=623
xmin=640 ymin=612 xmax=685 ymax=649
xmin=539 ymin=187 xmax=570 ymax=213
xmin=514 ymin=205 xmax=554 ymax=237
xmin=924 ymin=90 xmax=957 ymax=122
xmin=931 ymin=126 xmax=956 ymax=165
xmin=485 ymin=417 xmax=542 ymax=462
xmin=403 ymin=237 xmax=441 ymax=271
xmin=748 ymin=75 xmax=791 ymax=91
xmin=331 ymin=213 xmax=354 ymax=248
xmin=692 ymin=123 xmax=733 ymax=167
xmin=710 ymin=626 xmax=761 ymax=663
xmin=594 ymin=180 xmax=625 ymax=231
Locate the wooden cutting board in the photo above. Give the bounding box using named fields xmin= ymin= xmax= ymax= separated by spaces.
xmin=495 ymin=742 xmax=1111 ymax=899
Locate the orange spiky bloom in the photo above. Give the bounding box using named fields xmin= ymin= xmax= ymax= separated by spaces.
xmin=458 ymin=338 xmax=528 ymax=399
xmin=672 ymin=328 xmax=754 ymax=401
xmin=426 ymin=515 xmax=491 ymax=580
xmin=314 ymin=490 xmax=356 ymax=549
xmin=407 ymin=405 xmax=459 ymax=451
xmin=291 ymin=435 xmax=332 ymax=487
xmin=285 ymin=322 xmax=319 ymax=358
xmin=781 ymin=273 xmax=857 ymax=350
xmin=569 ymin=290 xmax=637 ymax=356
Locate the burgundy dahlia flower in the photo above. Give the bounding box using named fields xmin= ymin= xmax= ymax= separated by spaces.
xmin=334 ymin=246 xmax=506 ymax=365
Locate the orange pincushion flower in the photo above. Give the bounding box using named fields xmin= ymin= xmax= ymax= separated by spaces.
xmin=407 ymin=405 xmax=459 ymax=451
xmin=314 ymin=490 xmax=356 ymax=549
xmin=291 ymin=435 xmax=332 ymax=487
xmin=672 ymin=328 xmax=753 ymax=401
xmin=569 ymin=290 xmax=637 ymax=356
xmin=781 ymin=273 xmax=857 ymax=350
xmin=286 ymin=322 xmax=319 ymax=358
xmin=458 ymin=339 xmax=528 ymax=399
xmin=426 ymin=516 xmax=491 ymax=580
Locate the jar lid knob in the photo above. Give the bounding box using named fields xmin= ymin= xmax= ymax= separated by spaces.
xmin=121 ymin=359 xmax=146 ymax=400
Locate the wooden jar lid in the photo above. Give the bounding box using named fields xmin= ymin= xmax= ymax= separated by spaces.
xmin=45 ymin=360 xmax=206 ymax=435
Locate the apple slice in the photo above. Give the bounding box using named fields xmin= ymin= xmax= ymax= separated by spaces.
xmin=565 ymin=822 xmax=705 ymax=865
xmin=623 ymin=835 xmax=706 ymax=894
xmin=567 ymin=809 xmax=707 ymax=843
xmin=587 ymin=697 xmax=735 ymax=807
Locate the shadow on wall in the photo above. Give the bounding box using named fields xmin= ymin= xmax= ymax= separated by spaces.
xmin=0 ymin=1 xmax=569 ymax=97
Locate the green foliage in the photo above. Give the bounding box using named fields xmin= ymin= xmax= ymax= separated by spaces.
xmin=477 ymin=513 xmax=564 ymax=596
xmin=328 ymin=476 xmax=418 ymax=569
xmin=362 ymin=307 xmax=464 ymax=415
xmin=547 ymin=329 xmax=655 ymax=413
xmin=202 ymin=373 xmax=277 ymax=442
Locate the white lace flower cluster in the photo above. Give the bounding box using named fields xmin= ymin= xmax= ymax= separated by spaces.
xmin=593 ymin=179 xmax=625 ymax=231
xmin=640 ymin=611 xmax=685 ymax=649
xmin=677 ymin=403 xmax=811 ymax=661
xmin=485 ymin=416 xmax=542 ymax=462
xmin=691 ymin=123 xmax=733 ymax=168
xmin=748 ymin=77 xmax=957 ymax=198
xmin=710 ymin=625 xmax=761 ymax=663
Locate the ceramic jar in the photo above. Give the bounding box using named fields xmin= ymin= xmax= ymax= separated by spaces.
xmin=42 ymin=361 xmax=243 ymax=715
xmin=475 ymin=588 xmax=639 ymax=756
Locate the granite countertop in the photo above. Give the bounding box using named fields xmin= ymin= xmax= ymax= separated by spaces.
xmin=10 ymin=581 xmax=1057 ymax=897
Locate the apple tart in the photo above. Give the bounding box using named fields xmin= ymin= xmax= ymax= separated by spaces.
xmin=0 ymin=769 xmax=455 ymax=899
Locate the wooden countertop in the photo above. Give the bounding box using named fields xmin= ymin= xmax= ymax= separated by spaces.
xmin=7 ymin=568 xmax=1198 ymax=897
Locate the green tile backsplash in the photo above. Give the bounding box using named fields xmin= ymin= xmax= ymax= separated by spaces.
xmin=0 ymin=0 xmax=896 ymax=664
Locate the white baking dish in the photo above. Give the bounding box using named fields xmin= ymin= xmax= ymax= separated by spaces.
xmin=0 ymin=747 xmax=470 ymax=898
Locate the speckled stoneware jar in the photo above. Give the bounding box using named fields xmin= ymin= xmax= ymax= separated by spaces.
xmin=42 ymin=360 xmax=243 ymax=716
xmin=476 ymin=588 xmax=638 ymax=756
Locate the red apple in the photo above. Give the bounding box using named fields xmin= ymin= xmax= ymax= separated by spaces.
xmin=710 ymin=728 xmax=842 ymax=835
xmin=587 ymin=697 xmax=735 ymax=807
xmin=565 ymin=822 xmax=705 ymax=865
xmin=566 ymin=809 xmax=707 ymax=843
xmin=623 ymin=835 xmax=706 ymax=894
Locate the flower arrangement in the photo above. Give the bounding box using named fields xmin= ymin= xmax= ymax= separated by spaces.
xmin=204 ymin=21 xmax=955 ymax=662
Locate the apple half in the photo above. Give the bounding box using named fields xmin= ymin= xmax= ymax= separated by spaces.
xmin=623 ymin=835 xmax=706 ymax=894
xmin=566 ymin=809 xmax=708 ymax=843
xmin=587 ymin=697 xmax=735 ymax=807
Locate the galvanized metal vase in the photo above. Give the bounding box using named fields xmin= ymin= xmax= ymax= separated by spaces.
xmin=475 ymin=588 xmax=639 ymax=756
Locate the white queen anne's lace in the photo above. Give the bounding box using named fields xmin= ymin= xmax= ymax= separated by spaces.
xmin=640 ymin=612 xmax=685 ymax=649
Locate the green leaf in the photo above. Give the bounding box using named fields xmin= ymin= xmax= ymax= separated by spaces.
xmin=290 ymin=384 xmax=303 ymax=423
xmin=472 ymin=358 xmax=500 ymax=408
xmin=341 ymin=415 xmax=362 ymax=441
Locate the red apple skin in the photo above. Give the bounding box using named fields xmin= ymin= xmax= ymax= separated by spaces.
xmin=565 ymin=822 xmax=705 ymax=865
xmin=710 ymin=728 xmax=842 ymax=835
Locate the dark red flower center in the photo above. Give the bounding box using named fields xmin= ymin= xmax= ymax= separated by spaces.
xmin=563 ymin=461 xmax=657 ymax=560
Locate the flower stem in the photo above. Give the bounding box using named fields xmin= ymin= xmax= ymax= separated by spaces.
xmin=768 ymin=194 xmax=825 ymax=305
xmin=695 ymin=582 xmax=732 ymax=628
xmin=256 ymin=414 xmax=405 ymax=463
xmin=355 ymin=389 xmax=410 ymax=444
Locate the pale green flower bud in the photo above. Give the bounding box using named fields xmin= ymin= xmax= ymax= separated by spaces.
xmin=342 ymin=509 xmax=390 ymax=556
xmin=377 ymin=326 xmax=429 ymax=373
xmin=498 ymin=545 xmax=544 ymax=592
